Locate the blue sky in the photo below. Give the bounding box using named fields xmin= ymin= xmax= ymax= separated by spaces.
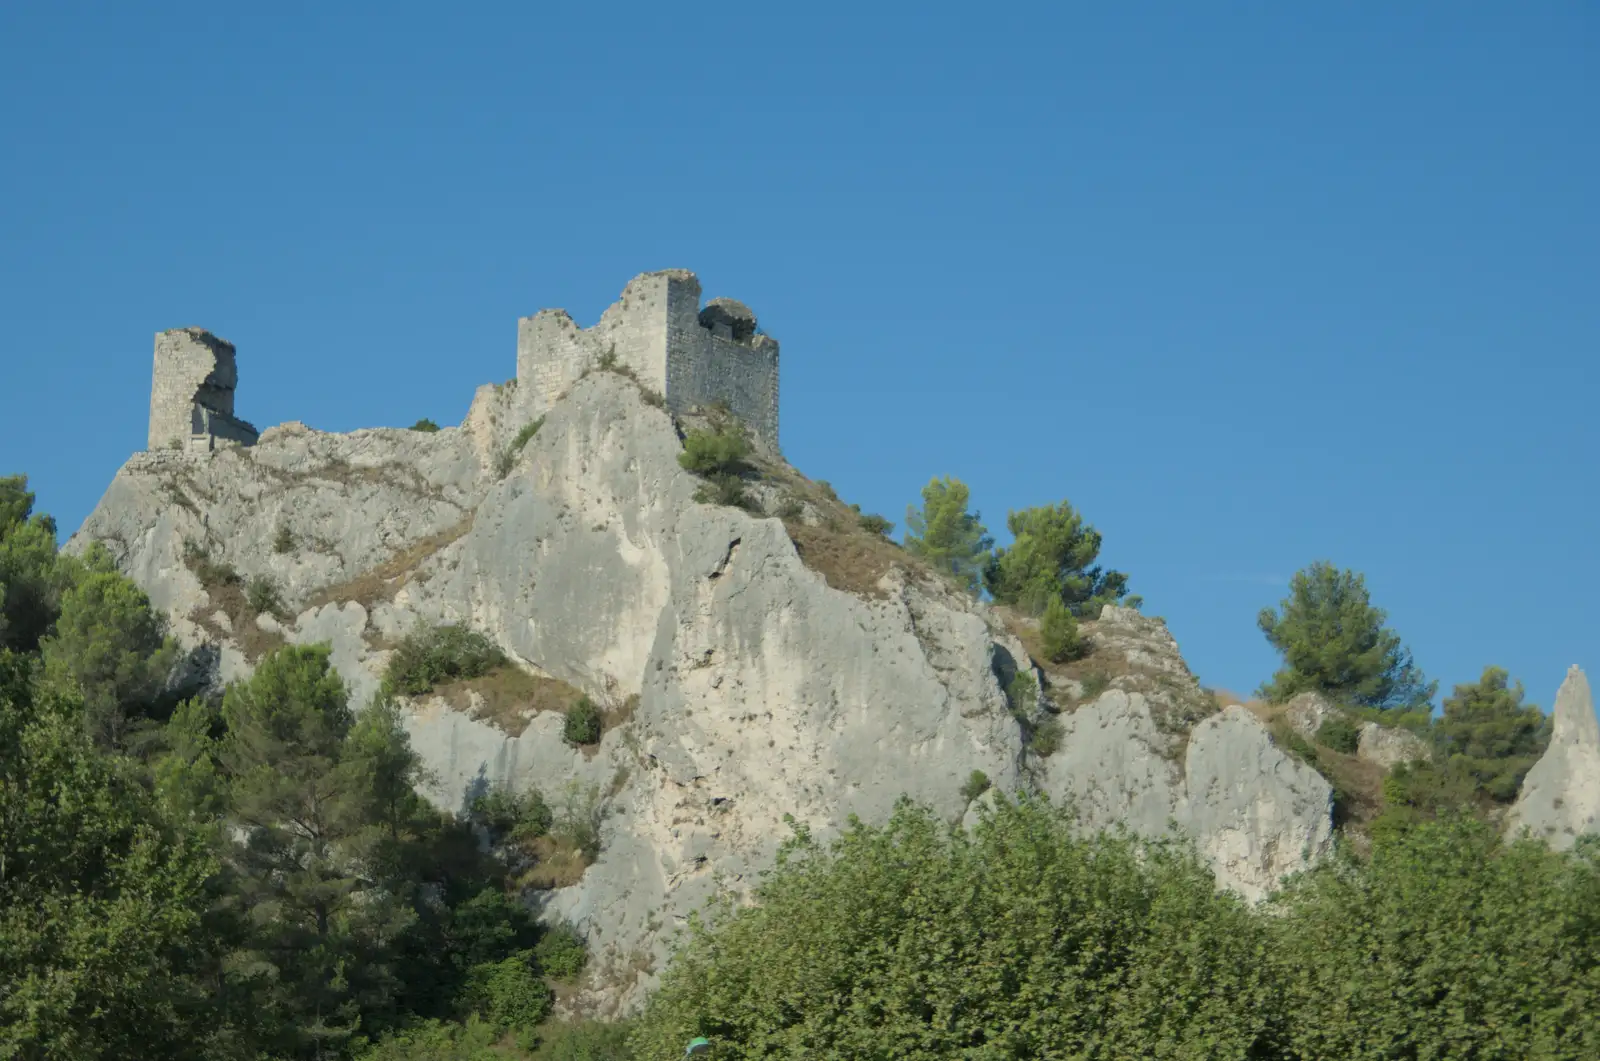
xmin=2 ymin=3 xmax=1595 ymax=709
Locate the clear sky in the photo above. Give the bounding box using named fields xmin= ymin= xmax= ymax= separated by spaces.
xmin=2 ymin=3 xmax=1595 ymax=710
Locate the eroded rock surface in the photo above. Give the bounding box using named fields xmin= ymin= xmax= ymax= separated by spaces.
xmin=1510 ymin=666 xmax=1600 ymax=850
xmin=72 ymin=364 xmax=1339 ymax=1010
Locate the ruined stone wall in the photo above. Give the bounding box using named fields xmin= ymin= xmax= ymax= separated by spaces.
xmin=514 ymin=270 xmax=779 ymax=450
xmin=664 ymin=286 xmax=780 ymax=451
xmin=515 ymin=272 xmax=675 ymax=416
xmin=147 ymin=328 xmax=257 ymax=452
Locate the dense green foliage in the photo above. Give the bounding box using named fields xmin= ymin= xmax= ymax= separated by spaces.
xmin=985 ymin=500 xmax=1130 ymax=619
xmin=633 ymin=798 xmax=1281 ymax=1059
xmin=1038 ymin=596 xmax=1083 ymax=663
xmin=679 ymin=424 xmax=754 ymax=509
xmin=1378 ymin=666 xmax=1553 ymax=833
xmin=630 ymin=798 xmax=1600 ymax=1060
xmin=0 ymin=483 xmax=589 ymax=1059
xmin=678 ymin=425 xmax=751 ymax=477
xmin=1314 ymin=714 xmax=1361 ymax=754
xmin=903 ymin=477 xmax=993 ymax=594
xmin=409 ymin=419 xmax=441 ymax=433
xmin=1258 ymin=560 xmax=1436 ymax=709
xmin=563 ymin=697 xmax=603 ymax=745
xmin=384 ymin=623 xmax=507 ymax=695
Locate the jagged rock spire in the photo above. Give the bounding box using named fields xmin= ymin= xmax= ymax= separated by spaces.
xmin=1509 ymin=665 xmax=1600 ymax=850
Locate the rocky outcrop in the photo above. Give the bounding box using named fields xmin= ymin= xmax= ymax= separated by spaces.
xmin=1355 ymin=720 xmax=1430 ymax=770
xmin=1040 ymin=689 xmax=1333 ymax=901
xmin=1509 ymin=666 xmax=1600 ymax=850
xmin=72 ymin=327 xmax=1342 ymax=1009
xmin=1285 ymin=692 xmax=1340 ymax=740
xmin=1284 ymin=690 xmax=1429 ymax=769
xmin=1178 ymin=707 xmax=1334 ymax=900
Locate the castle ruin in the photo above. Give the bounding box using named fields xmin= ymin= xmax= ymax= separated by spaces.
xmin=146 ymin=328 xmax=259 ymax=452
xmin=143 ymin=269 xmax=778 ymax=455
xmin=517 ymin=269 xmax=779 ymax=451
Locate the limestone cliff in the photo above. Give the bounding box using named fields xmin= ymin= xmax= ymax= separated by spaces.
xmin=1510 ymin=666 xmax=1600 ymax=850
xmin=74 ymin=313 xmax=1340 ymax=1009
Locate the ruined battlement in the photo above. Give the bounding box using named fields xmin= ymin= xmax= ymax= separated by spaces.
xmin=515 ymin=270 xmax=780 ymax=451
xmin=146 ymin=328 xmax=259 ymax=453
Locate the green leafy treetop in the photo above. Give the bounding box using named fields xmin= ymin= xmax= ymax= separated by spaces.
xmin=984 ymin=500 xmax=1130 ymax=618
xmin=1433 ymin=665 xmax=1551 ymax=802
xmin=1257 ymin=560 xmax=1436 ymax=709
xmin=903 ymin=477 xmax=993 ymax=595
xmin=40 ymin=548 xmax=179 ymax=750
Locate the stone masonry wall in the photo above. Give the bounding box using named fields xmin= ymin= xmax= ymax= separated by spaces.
xmin=514 ymin=270 xmax=779 ymax=450
xmin=147 ymin=328 xmax=257 ymax=452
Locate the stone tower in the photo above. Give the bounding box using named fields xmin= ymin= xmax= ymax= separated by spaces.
xmin=147 ymin=328 xmax=259 ymax=453
xmin=515 ymin=269 xmax=780 ymax=451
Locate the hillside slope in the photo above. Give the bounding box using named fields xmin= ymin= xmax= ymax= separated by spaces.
xmin=75 ymin=359 xmax=1338 ymax=1008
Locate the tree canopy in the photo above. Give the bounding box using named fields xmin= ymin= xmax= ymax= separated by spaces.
xmin=984 ymin=500 xmax=1130 ymax=619
xmin=0 ymin=479 xmax=593 ymax=1060
xmin=1258 ymin=561 xmax=1436 ymax=709
xmin=903 ymin=477 xmax=993 ymax=594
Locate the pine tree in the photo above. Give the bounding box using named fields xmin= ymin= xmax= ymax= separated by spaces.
xmin=904 ymin=477 xmax=993 ymax=595
xmin=984 ymin=500 xmax=1130 ymax=618
xmin=1258 ymin=561 xmax=1435 ymax=709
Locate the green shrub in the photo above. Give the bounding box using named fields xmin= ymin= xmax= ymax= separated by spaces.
xmin=857 ymin=512 xmax=893 ymax=536
xmin=183 ymin=541 xmax=239 ymax=588
xmin=471 ymin=783 xmax=552 ymax=843
xmin=272 ymin=525 xmax=295 ymax=554
xmin=1080 ymin=669 xmax=1111 ymax=700
xmin=534 ymin=923 xmax=588 ymax=981
xmin=692 ymin=473 xmax=753 ymax=510
xmin=497 ymin=418 xmax=546 ymax=477
xmin=385 ymin=624 xmax=506 ymax=696
xmin=463 ymin=951 xmax=550 ymax=1038
xmin=960 ymin=770 xmax=991 ymax=803
xmin=1315 ymin=715 xmax=1361 ymax=755
xmin=410 ymin=418 xmax=441 ymax=433
xmin=679 ymin=426 xmax=750 ymax=477
xmin=551 ymin=781 xmax=603 ymax=862
xmin=1039 ymin=597 xmax=1084 ymax=663
xmin=1005 ymin=673 xmax=1037 ymax=722
xmin=531 ymin=1020 xmax=636 ymax=1060
xmin=1028 ymin=717 xmax=1064 ymax=757
xmin=775 ymin=498 xmax=804 ymax=520
xmin=563 ymin=698 xmax=603 ymax=746
xmin=355 ymin=1017 xmax=502 ymax=1061
xmin=245 ymin=574 xmax=282 ymax=617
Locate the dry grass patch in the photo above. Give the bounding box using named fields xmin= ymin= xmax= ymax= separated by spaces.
xmin=435 ymin=666 xmax=587 ymax=738
xmin=779 ymin=517 xmax=906 ymax=598
xmin=183 ymin=546 xmax=287 ymax=663
xmin=1250 ymin=698 xmax=1388 ymax=835
xmin=756 ymin=462 xmax=946 ymax=599
xmin=303 ymin=516 xmax=472 ymax=611
xmin=515 ymin=835 xmax=592 ymax=890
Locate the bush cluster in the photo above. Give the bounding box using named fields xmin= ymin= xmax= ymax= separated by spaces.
xmin=385 ymin=624 xmax=507 ymax=695
xmin=563 ymin=697 xmax=603 ymax=746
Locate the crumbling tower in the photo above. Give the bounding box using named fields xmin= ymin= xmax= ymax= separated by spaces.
xmin=515 ymin=269 xmax=780 ymax=451
xmin=146 ymin=328 xmax=259 ymax=453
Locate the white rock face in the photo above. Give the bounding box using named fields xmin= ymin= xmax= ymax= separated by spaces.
xmin=1041 ymin=693 xmax=1333 ymax=901
xmin=72 ymin=367 xmax=1338 ymax=1009
xmin=1510 ymin=666 xmax=1600 ymax=850
xmin=1284 ymin=692 xmax=1339 ymax=740
xmin=1356 ymin=720 xmax=1431 ymax=770
xmin=1178 ymin=707 xmax=1334 ymax=901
